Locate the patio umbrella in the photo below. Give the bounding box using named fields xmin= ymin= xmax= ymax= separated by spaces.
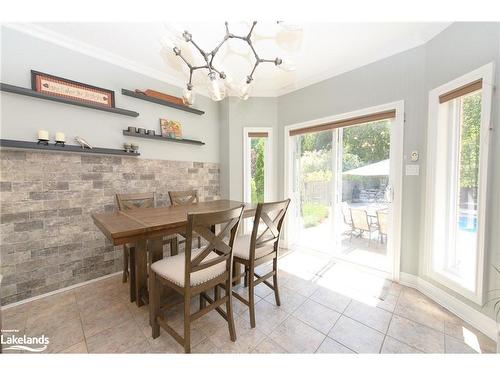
xmin=343 ymin=159 xmax=389 ymax=176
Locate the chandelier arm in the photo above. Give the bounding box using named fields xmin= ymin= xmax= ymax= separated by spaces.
xmin=247 ymin=21 xmax=257 ymax=39
xmin=247 ymin=61 xmax=259 ymax=82
xmin=176 ymin=51 xmax=194 ymax=70
xmin=247 ymin=41 xmax=260 ymax=61
xmin=260 ymin=58 xmax=278 ymax=64
xmin=189 ymin=39 xmax=209 ymax=61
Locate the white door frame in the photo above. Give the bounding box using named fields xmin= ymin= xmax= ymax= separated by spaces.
xmin=243 ymin=127 xmax=274 ymax=204
xmin=283 ymin=101 xmax=404 ymax=281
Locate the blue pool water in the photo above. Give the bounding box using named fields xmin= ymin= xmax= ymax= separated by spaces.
xmin=459 ymin=216 xmax=477 ymax=232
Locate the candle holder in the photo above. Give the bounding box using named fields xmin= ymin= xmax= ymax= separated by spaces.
xmin=37 ymin=139 xmax=49 ymax=146
xmin=54 ymin=140 xmax=66 ymax=147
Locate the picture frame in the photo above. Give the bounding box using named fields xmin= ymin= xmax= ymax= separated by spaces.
xmin=31 ymin=70 xmax=115 ymax=108
xmin=160 ymin=119 xmax=183 ymax=139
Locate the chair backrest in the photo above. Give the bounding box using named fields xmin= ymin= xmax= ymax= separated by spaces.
xmin=168 ymin=190 xmax=199 ymax=206
xmin=341 ymin=203 xmax=352 ymax=225
xmin=249 ymin=199 xmax=291 ymax=261
xmin=377 ymin=210 xmax=388 ymax=235
xmin=350 ymin=208 xmax=370 ymax=231
xmin=116 ymin=192 xmax=155 ymax=211
xmin=184 ymin=205 xmax=245 ymax=287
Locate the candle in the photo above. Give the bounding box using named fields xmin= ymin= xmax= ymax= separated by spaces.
xmin=55 ymin=132 xmax=65 ymax=142
xmin=37 ymin=130 xmax=49 ymax=140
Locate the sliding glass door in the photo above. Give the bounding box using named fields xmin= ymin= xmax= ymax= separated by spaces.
xmin=287 ymin=106 xmax=402 ymax=276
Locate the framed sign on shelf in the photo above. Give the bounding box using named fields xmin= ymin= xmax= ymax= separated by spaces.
xmin=31 ymin=70 xmax=115 ymax=108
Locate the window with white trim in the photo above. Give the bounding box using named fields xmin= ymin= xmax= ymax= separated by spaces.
xmin=424 ymin=64 xmax=493 ymax=304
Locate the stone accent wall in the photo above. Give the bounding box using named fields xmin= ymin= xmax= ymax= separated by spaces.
xmin=0 ymin=150 xmax=220 ymax=305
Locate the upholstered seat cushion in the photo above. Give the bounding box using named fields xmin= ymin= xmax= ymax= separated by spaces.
xmin=151 ymin=249 xmax=226 ymax=287
xmin=232 ymin=235 xmax=274 ymax=260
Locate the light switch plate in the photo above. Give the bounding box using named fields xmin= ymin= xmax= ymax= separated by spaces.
xmin=406 ymin=164 xmax=420 ymax=176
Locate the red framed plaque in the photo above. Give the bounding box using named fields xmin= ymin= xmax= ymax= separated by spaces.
xmin=31 ymin=70 xmax=115 ymax=108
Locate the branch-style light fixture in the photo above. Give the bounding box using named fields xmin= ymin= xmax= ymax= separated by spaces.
xmin=161 ymin=21 xmax=298 ymax=105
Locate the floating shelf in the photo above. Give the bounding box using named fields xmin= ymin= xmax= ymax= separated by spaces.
xmin=123 ymin=130 xmax=205 ymax=146
xmin=1 ymin=83 xmax=139 ymax=117
xmin=121 ymin=89 xmax=205 ymax=115
xmin=0 ymin=139 xmax=140 ymax=157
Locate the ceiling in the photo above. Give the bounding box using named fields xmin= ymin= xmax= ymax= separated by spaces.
xmin=17 ymin=22 xmax=451 ymax=97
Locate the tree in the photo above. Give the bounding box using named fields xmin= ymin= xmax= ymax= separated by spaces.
xmin=251 ymin=138 xmax=265 ymax=203
xmin=459 ymin=92 xmax=481 ymax=190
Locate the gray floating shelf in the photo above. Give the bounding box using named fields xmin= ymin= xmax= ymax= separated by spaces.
xmin=123 ymin=130 xmax=205 ymax=145
xmin=121 ymin=89 xmax=205 ymax=115
xmin=0 ymin=139 xmax=140 ymax=157
xmin=1 ymin=83 xmax=139 ymax=117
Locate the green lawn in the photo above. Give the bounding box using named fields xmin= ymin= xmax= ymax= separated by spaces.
xmin=302 ymin=202 xmax=329 ymax=228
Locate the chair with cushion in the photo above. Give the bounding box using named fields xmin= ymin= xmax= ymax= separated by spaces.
xmin=376 ymin=209 xmax=388 ymax=244
xmin=150 ymin=204 xmax=245 ymax=353
xmin=115 ymin=193 xmax=178 ymax=294
xmin=350 ymin=208 xmax=378 ymax=246
xmin=168 ymin=190 xmax=202 ymax=249
xmin=231 ymin=199 xmax=290 ymax=328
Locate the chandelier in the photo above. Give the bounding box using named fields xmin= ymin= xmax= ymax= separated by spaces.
xmin=161 ymin=21 xmax=299 ymax=105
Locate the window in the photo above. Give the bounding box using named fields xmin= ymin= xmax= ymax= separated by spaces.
xmin=424 ymin=64 xmax=493 ymax=304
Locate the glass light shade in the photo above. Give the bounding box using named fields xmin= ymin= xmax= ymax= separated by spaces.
xmin=182 ymin=88 xmax=195 ymax=106
xmin=277 ymin=22 xmax=303 ymax=32
xmin=238 ymin=81 xmax=253 ymax=100
xmin=278 ymin=57 xmax=296 ymax=72
xmin=207 ymin=73 xmax=226 ymax=101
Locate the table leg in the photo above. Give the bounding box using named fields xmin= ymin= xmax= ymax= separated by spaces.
xmin=135 ymin=239 xmax=147 ymax=307
xmin=129 ymin=246 xmax=136 ymax=303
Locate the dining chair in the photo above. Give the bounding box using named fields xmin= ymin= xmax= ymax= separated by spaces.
xmin=150 ymin=204 xmax=245 ymax=353
xmin=230 ymin=199 xmax=290 ymax=328
xmin=115 ymin=193 xmax=178 ymax=285
xmin=376 ymin=209 xmax=388 ymax=244
xmin=341 ymin=202 xmax=354 ymax=237
xmin=350 ymin=208 xmax=378 ymax=246
xmin=168 ymin=190 xmax=201 ymax=249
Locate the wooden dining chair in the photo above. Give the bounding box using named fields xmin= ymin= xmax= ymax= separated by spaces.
xmin=115 ymin=193 xmax=178 ymax=285
xmin=150 ymin=204 xmax=245 ymax=353
xmin=230 ymin=199 xmax=290 ymax=328
xmin=168 ymin=190 xmax=201 ymax=249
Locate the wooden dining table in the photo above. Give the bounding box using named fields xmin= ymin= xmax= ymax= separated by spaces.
xmin=92 ymin=199 xmax=256 ymax=307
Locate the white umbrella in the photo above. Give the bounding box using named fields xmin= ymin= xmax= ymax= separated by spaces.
xmin=343 ymin=159 xmax=389 ymax=176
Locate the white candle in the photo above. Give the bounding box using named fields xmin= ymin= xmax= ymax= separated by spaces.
xmin=55 ymin=132 xmax=65 ymax=142
xmin=38 ymin=130 xmax=49 ymax=140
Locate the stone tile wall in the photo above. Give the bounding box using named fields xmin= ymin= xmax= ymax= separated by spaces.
xmin=0 ymin=150 xmax=220 ymax=305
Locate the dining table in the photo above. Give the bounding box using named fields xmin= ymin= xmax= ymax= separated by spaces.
xmin=92 ymin=199 xmax=256 ymax=307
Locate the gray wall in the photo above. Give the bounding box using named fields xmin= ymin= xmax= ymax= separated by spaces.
xmin=277 ymin=22 xmax=500 ymax=317
xmin=278 ymin=45 xmax=427 ymax=276
xmin=219 ymin=97 xmax=279 ymax=201
xmin=0 ymin=27 xmax=220 ymax=163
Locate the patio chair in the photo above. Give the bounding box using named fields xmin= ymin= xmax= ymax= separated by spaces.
xmin=377 ymin=210 xmax=388 ymax=244
xmin=349 ymin=208 xmax=379 ymax=246
xmin=341 ymin=202 xmax=354 ymax=236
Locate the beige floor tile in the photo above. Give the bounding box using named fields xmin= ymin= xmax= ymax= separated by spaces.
xmin=269 ymin=316 xmax=325 ymax=353
xmin=328 ymin=315 xmax=384 ymax=353
xmin=209 ymin=317 xmax=266 ymax=353
xmin=26 ymin=317 xmax=85 ymax=354
xmin=240 ymin=299 xmax=290 ymax=334
xmin=380 ymin=336 xmax=422 ymax=354
xmin=310 ymin=287 xmax=351 ymax=313
xmin=264 ymin=285 xmax=308 ymax=313
xmin=86 ymin=320 xmax=147 ymax=353
xmin=292 ymin=299 xmax=341 ymax=334
xmin=444 ymin=316 xmax=496 ymax=353
xmin=59 ymin=341 xmax=88 ymax=354
xmin=316 ymin=337 xmax=355 ymax=353
xmin=252 ymin=337 xmax=288 ymax=353
xmin=1 ymin=304 xmax=30 ymax=331
xmin=444 ymin=334 xmax=493 ymax=354
xmin=394 ymin=293 xmax=446 ymax=332
xmin=26 ymin=302 xmax=80 ymax=330
xmin=192 ymin=338 xmax=222 ymax=353
xmin=80 ymin=299 xmax=134 ymax=338
xmin=387 ymin=315 xmax=444 ymax=353
xmin=280 ymin=272 xmax=320 ymax=297
xmin=343 ymin=300 xmax=393 ymax=333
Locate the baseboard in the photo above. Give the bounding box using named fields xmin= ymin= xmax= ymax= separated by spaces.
xmin=1 ymin=271 xmax=122 ymax=311
xmin=400 ymin=272 xmax=498 ymax=341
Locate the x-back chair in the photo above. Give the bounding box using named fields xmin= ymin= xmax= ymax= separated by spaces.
xmin=115 ymin=193 xmax=179 ymax=294
xmin=150 ymin=204 xmax=245 ymax=353
xmin=229 ymin=199 xmax=290 ymax=328
xmin=168 ymin=190 xmax=202 ymax=249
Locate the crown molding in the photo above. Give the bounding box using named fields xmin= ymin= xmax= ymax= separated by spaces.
xmin=2 ymin=22 xmax=210 ymax=98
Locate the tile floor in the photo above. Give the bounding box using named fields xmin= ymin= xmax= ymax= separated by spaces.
xmin=1 ymin=249 xmax=496 ymax=354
